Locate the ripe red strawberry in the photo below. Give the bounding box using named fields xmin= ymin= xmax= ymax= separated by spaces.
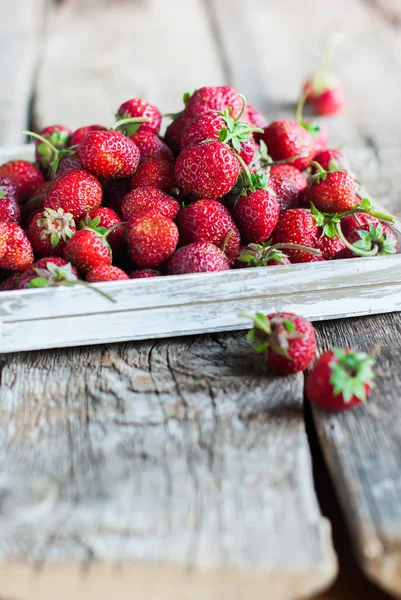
xmin=177 ymin=199 xmax=240 ymax=261
xmin=88 ymin=207 xmax=126 ymax=257
xmin=312 ymin=149 xmax=346 ymax=172
xmin=129 ymin=159 xmax=176 ymax=191
xmin=19 ymin=257 xmax=79 ymax=289
xmin=0 ymin=271 xmax=22 ymax=291
xmin=340 ymin=214 xmax=398 ymax=257
xmin=185 ymin=86 xmax=244 ymax=120
xmin=235 ymin=243 xmax=291 ymax=268
xmin=262 ymin=121 xmax=316 ymax=171
xmin=45 ymin=169 xmax=102 ymax=218
xmin=64 ymin=228 xmax=112 ymax=274
xmin=121 ymin=187 xmax=180 ymax=221
xmin=0 ymin=222 xmax=34 ymax=270
xmin=28 ymin=207 xmax=76 ymax=257
xmin=268 ymin=165 xmax=308 ymax=212
xmin=306 ymin=347 xmax=376 ymax=411
xmin=243 ymin=312 xmax=316 ymax=374
xmin=50 ymin=154 xmax=83 ymax=180
xmin=0 ymin=160 xmax=44 ymax=204
xmin=130 ymin=269 xmax=161 ymax=278
xmin=164 ymin=113 xmax=190 ymax=157
xmin=78 ymin=130 xmax=140 ymax=179
xmin=175 ymin=141 xmax=241 ymax=199
xmin=180 ymin=111 xmax=257 ymax=165
xmin=129 ymin=131 xmax=174 ymax=162
xmin=0 ymin=180 xmax=20 ymax=222
xmin=313 ymin=127 xmax=329 ymax=155
xmin=304 ymin=164 xmax=357 ymax=212
xmin=70 ymin=125 xmax=107 ymax=147
xmin=34 ymin=125 xmax=72 ymax=170
xmin=126 ymin=214 xmax=179 ymax=268
xmin=86 ymin=265 xmax=129 ymax=282
xmin=317 ymin=233 xmax=346 ymax=260
xmin=117 ymin=98 xmax=162 ymax=134
xmin=233 ymin=189 xmax=280 ymax=244
xmin=304 ymin=76 xmax=345 ymax=116
xmin=271 ymin=209 xmax=321 ymax=263
xmin=168 ymin=241 xmax=230 ymax=274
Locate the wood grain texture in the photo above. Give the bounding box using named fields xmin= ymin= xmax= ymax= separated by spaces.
xmin=0 ymin=0 xmax=47 ymax=145
xmin=34 ymin=0 xmax=226 ymax=130
xmin=312 ymin=313 xmax=401 ymax=598
xmin=0 ymin=334 xmax=336 ymax=599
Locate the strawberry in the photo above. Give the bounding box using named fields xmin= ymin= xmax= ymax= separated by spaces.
xmin=185 ymin=86 xmax=244 ymax=120
xmin=129 ymin=159 xmax=176 ymax=191
xmin=304 ymin=163 xmax=357 ymax=212
xmin=268 ymin=165 xmax=308 ymax=212
xmin=244 ymin=104 xmax=268 ymax=137
xmin=177 ymin=199 xmax=240 ymax=261
xmin=306 ymin=347 xmax=376 ymax=411
xmin=243 ymin=312 xmax=316 ymax=374
xmin=130 ymin=269 xmax=161 ymax=278
xmin=87 ymin=207 xmax=126 ymax=257
xmin=175 ymin=141 xmax=241 ymax=199
xmin=235 ymin=243 xmax=291 ymax=268
xmin=78 ymin=130 xmax=140 ymax=179
xmin=271 ymin=209 xmax=321 ymax=263
xmin=121 ymin=187 xmax=180 ymax=221
xmin=0 ymin=222 xmax=34 ymax=270
xmin=233 ymin=187 xmax=280 ymax=244
xmin=0 ymin=272 xmax=22 ymax=291
xmin=28 ymin=207 xmax=76 ymax=257
xmin=164 ymin=113 xmax=190 ymax=157
xmin=45 ymin=169 xmax=102 ymax=219
xmin=19 ymin=257 xmax=79 ymax=289
xmin=34 ymin=125 xmax=72 ymax=170
xmin=0 ymin=160 xmax=44 ymax=204
xmin=312 ymin=149 xmax=346 ymax=172
xmin=70 ymin=125 xmax=107 ymax=147
xmin=0 ymin=180 xmax=20 ymax=222
xmin=313 ymin=86 xmax=346 ymax=116
xmin=262 ymin=121 xmax=316 ymax=171
xmin=129 ymin=131 xmax=174 ymax=162
xmin=86 ymin=265 xmax=129 ymax=282
xmin=317 ymin=233 xmax=346 ymax=260
xmin=50 ymin=154 xmax=83 ymax=180
xmin=180 ymin=109 xmax=259 ymax=165
xmin=117 ymin=98 xmax=162 ymax=134
xmin=126 ymin=214 xmax=179 ymax=268
xmin=64 ymin=228 xmax=112 ymax=274
xmin=167 ymin=241 xmax=230 ymax=274
xmin=339 ymin=214 xmax=398 ymax=258
xmin=313 ymin=127 xmax=329 ymax=155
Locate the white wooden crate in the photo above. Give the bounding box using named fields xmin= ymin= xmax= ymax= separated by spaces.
xmin=1 ymin=145 xmax=400 ymax=354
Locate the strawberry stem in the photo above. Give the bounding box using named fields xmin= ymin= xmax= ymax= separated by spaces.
xmin=237 ymin=94 xmax=247 ymax=122
xmin=106 ymin=222 xmax=126 ymax=236
xmin=21 ymin=130 xmax=58 ymax=155
xmin=72 ymin=279 xmax=116 ymax=303
xmin=272 ymin=243 xmax=322 ymax=256
xmin=263 ymin=152 xmax=307 ymax=167
xmin=111 ymin=117 xmax=149 ymax=131
xmin=296 ymin=91 xmax=308 ymax=124
xmin=234 ymin=152 xmax=254 ymax=189
xmin=335 ymin=222 xmax=379 ymax=257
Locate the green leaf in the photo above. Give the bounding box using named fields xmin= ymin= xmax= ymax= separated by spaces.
xmin=27 ymin=277 xmax=50 ymax=288
xmin=50 ymin=233 xmax=60 ymax=248
xmin=231 ymin=137 xmax=241 ymax=152
xmin=254 ymin=342 xmax=269 ymax=353
xmin=361 ymin=197 xmax=372 ymax=210
xmin=284 ymin=320 xmax=296 ymax=333
xmin=183 ymin=92 xmax=191 ymax=104
xmin=219 ymin=128 xmax=228 ymax=143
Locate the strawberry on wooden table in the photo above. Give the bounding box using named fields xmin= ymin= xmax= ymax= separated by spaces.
xmin=125 ymin=213 xmax=179 ymax=269
xmin=242 ymin=312 xmax=316 ymax=374
xmin=28 ymin=207 xmax=76 ymax=257
xmin=306 ymin=347 xmax=377 ymax=412
xmin=86 ymin=265 xmax=129 ymax=282
xmin=45 ymin=169 xmax=102 ymax=219
xmin=121 ymin=187 xmax=180 ymax=221
xmin=129 ymin=159 xmax=176 ymax=191
xmin=167 ymin=241 xmax=230 ymax=275
xmin=0 ymin=222 xmax=34 ymax=271
xmin=177 ymin=199 xmax=240 ymax=261
xmin=0 ymin=160 xmax=44 ymax=204
xmin=175 ymin=140 xmax=241 ymax=200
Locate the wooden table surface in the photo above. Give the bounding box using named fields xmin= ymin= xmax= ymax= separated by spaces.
xmin=1 ymin=1 xmax=401 ymax=599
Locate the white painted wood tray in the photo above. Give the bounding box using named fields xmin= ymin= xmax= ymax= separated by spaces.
xmin=1 ymin=145 xmax=400 ymax=354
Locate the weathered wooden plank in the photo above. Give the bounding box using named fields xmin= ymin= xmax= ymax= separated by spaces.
xmin=0 ymin=334 xmax=337 ymax=599
xmin=0 ymin=0 xmax=47 ymax=145
xmin=34 ymin=0 xmax=226 ymax=130
xmin=312 ymin=313 xmax=401 ymax=599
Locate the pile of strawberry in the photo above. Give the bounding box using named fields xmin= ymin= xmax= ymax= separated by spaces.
xmin=0 ymin=85 xmax=397 ymax=293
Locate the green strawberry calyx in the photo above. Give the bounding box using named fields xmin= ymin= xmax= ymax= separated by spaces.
xmin=309 ymin=160 xmax=345 ymax=185
xmin=329 ymin=346 xmax=377 ymax=403
xmin=237 ymin=240 xmax=321 ymax=267
xmin=37 ymin=207 xmax=76 ymax=248
xmin=22 ymin=130 xmax=76 ymax=174
xmin=217 ymin=95 xmax=263 ymax=152
xmin=240 ymin=312 xmax=304 ymax=360
xmin=27 ymin=261 xmax=115 ymax=302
